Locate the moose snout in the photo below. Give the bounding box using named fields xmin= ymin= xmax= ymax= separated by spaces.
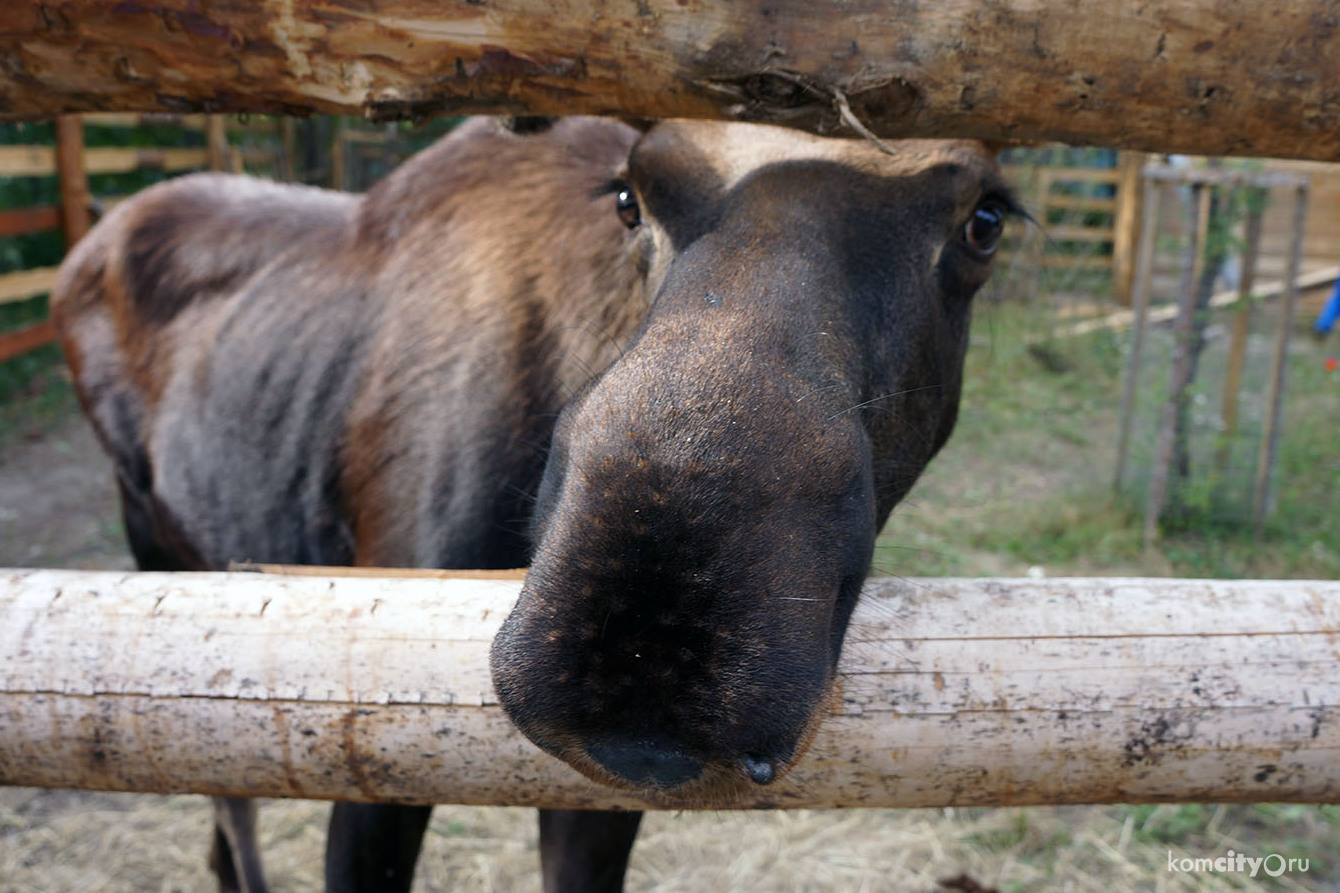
xmin=491 ymin=554 xmax=840 ymax=795
xmin=585 ymin=738 xmax=780 ymax=789
xmin=491 ymin=566 xmax=838 ymax=797
xmin=490 ymin=342 xmax=877 ymax=798
xmin=587 ymin=737 xmax=703 ymax=789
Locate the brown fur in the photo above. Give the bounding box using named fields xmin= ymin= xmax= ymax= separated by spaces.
xmin=53 ymin=116 xmax=1013 ymax=893
xmin=55 ymin=118 xmax=648 ymax=574
xmin=493 ymin=124 xmax=1012 ymax=806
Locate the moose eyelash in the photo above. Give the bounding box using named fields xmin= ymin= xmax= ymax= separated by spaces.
xmin=988 ymin=187 xmax=1033 ymax=225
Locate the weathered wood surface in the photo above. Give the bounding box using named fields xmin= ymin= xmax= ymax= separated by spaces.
xmin=1 ymin=2 xmax=1339 ymax=160
xmin=0 ymin=266 xmax=57 ymax=306
xmin=0 ymin=145 xmax=209 ymax=178
xmin=1057 ymin=267 xmax=1339 ymax=341
xmin=0 ymin=318 xmax=55 ymax=363
xmin=53 ymin=115 xmax=89 ymax=248
xmin=2 ymin=569 xmax=1338 ymax=809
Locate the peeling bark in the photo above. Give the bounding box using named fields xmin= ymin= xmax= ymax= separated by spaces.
xmin=0 ymin=2 xmax=1338 ymax=159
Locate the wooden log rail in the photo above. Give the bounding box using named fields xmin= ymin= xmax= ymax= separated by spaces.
xmin=2 ymin=569 xmax=1338 ymax=810
xmin=1 ymin=2 xmax=1339 ymax=161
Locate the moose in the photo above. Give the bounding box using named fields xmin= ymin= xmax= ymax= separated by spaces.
xmin=52 ymin=115 xmax=1015 ymax=892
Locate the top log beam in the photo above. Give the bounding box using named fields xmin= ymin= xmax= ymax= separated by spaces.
xmin=1 ymin=2 xmax=1339 ymax=161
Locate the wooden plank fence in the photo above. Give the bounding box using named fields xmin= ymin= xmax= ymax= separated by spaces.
xmin=0 ymin=116 xmax=87 ymax=364
xmin=0 ymin=114 xmax=439 ymax=371
xmin=0 ymin=145 xmax=208 ymax=178
xmin=1000 ymin=159 xmax=1124 ymax=285
xmin=0 ymin=318 xmax=55 ymax=365
xmin=0 ymin=113 xmax=412 ymax=367
xmin=0 ymin=115 xmax=235 ymax=364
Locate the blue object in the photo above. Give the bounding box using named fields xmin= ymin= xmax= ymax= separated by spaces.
xmin=1317 ymin=272 xmax=1340 ymax=336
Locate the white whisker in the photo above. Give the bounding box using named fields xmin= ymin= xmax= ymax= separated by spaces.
xmin=827 ymin=383 xmax=944 ymax=420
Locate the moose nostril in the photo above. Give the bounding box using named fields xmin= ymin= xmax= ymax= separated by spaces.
xmin=743 ymin=754 xmax=776 ymax=786
xmin=588 ymin=739 xmax=702 ymax=789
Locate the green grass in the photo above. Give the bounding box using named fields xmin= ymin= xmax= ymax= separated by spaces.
xmin=0 ymin=357 xmax=74 ymax=449
xmin=876 ymin=300 xmax=1340 ymax=580
xmin=0 ymin=292 xmax=71 ymax=449
xmin=1117 ymin=804 xmax=1340 ymax=888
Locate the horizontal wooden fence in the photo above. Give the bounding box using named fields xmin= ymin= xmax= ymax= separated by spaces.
xmin=0 ymin=114 xmax=435 ymax=366
xmin=0 ymin=144 xmax=208 ymax=178
xmin=0 ymin=114 xmax=226 ymax=364
xmin=2 ymin=568 xmax=1337 ymax=810
xmin=1002 ymin=163 xmax=1124 ymax=273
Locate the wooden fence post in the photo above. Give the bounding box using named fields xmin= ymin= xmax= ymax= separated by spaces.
xmin=53 ymin=115 xmax=89 ymax=248
xmin=1110 ymin=152 xmax=1146 ymax=307
xmin=281 ymin=117 xmax=298 ymax=182
xmin=1112 ymin=176 xmax=1161 ymax=492
xmin=1253 ymin=184 xmax=1310 ymax=531
xmin=206 ymin=115 xmax=229 ymax=171
xmin=331 ymin=119 xmax=347 ymax=190
xmin=1215 ymin=200 xmax=1265 ymax=477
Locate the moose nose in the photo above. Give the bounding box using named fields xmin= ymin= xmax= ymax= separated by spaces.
xmin=743 ymin=754 xmax=777 ymax=786
xmin=588 ymin=738 xmax=702 ymax=789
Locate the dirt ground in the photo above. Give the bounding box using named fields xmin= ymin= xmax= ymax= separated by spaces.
xmin=2 ymin=403 xmax=1334 ymax=892
xmin=0 ymin=410 xmax=131 ymax=571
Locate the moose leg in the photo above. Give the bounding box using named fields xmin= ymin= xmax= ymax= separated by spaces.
xmin=117 ymin=475 xmax=182 ymax=572
xmin=325 ymin=803 xmax=434 ymax=893
xmin=539 ymin=809 xmax=643 ymax=893
xmin=117 ymin=479 xmax=273 ymax=892
xmin=209 ymin=797 xmax=270 ymax=893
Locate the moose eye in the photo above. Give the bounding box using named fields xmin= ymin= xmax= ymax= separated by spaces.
xmin=614 ymin=183 xmax=641 ymax=229
xmin=963 ymin=201 xmax=1007 ymax=257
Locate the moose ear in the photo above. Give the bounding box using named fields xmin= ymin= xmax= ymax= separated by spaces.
xmin=503 ymin=116 xmax=559 ymax=135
